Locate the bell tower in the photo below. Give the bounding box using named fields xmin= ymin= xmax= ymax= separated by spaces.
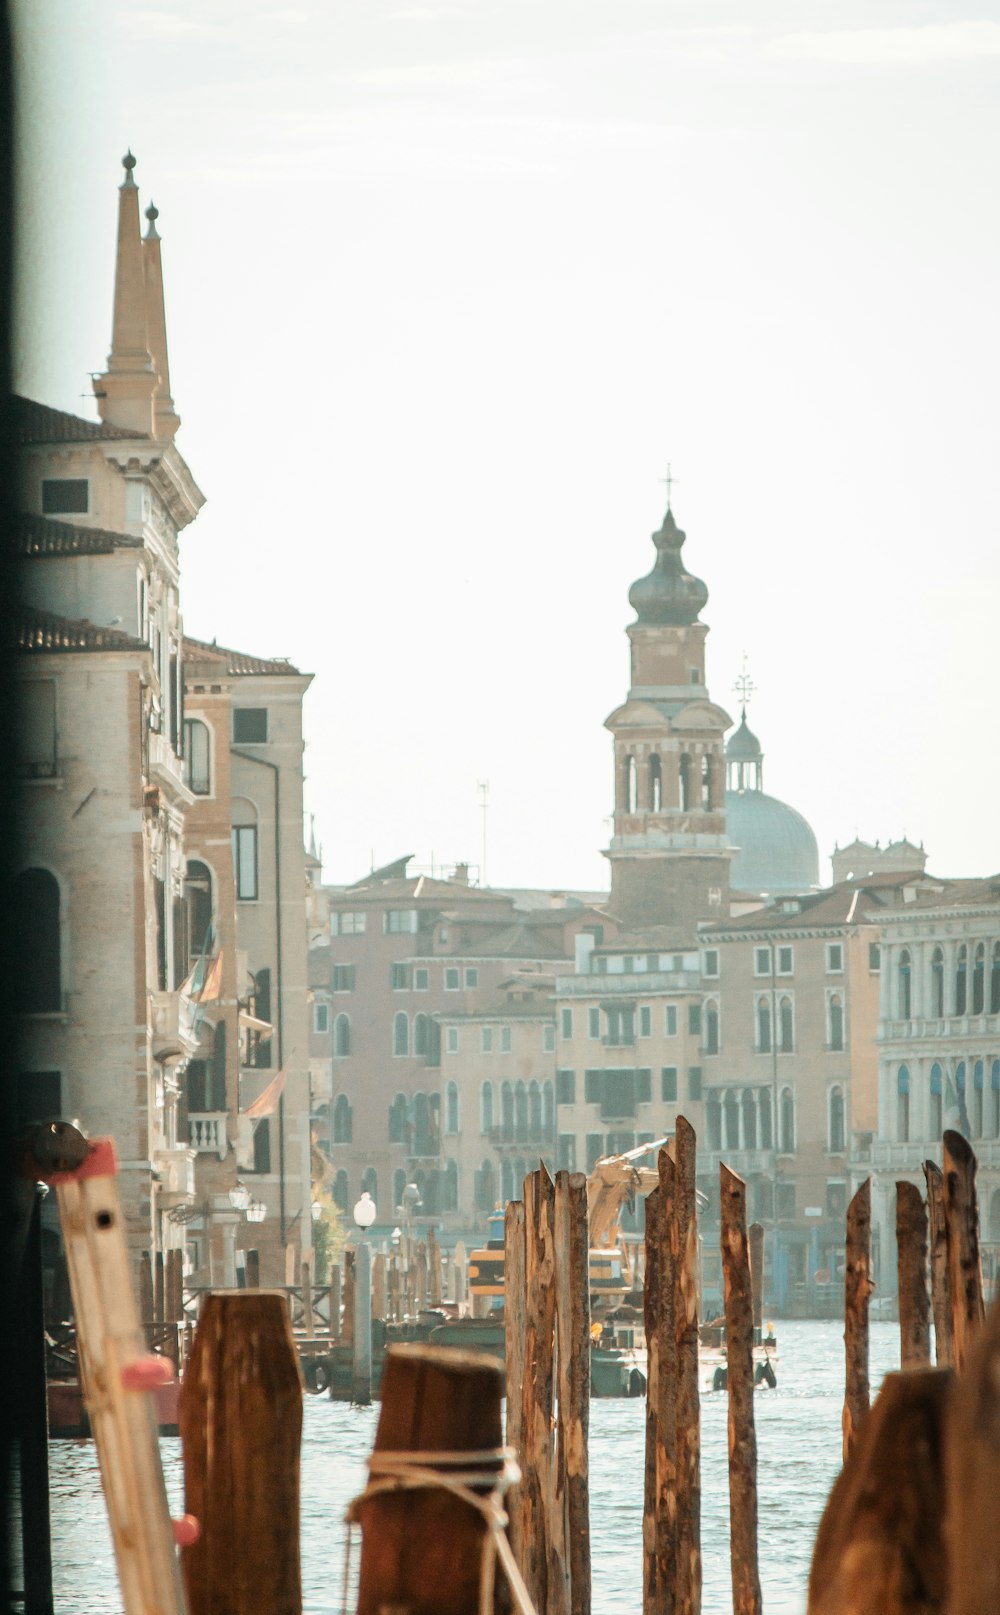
xmin=603 ymin=500 xmax=733 ymax=932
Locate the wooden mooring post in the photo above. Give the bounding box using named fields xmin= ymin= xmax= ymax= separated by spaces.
xmin=673 ymin=1117 xmax=702 ymax=1615
xmin=843 ymin=1177 xmax=872 ymax=1462
xmin=554 ymin=1169 xmax=591 ymax=1615
xmin=945 ymin=1283 xmax=1000 ymax=1613
xmin=721 ymin=1166 xmax=761 ymax=1615
xmin=245 ymin=1248 xmax=260 ymax=1289
xmin=942 ymin=1129 xmax=985 ymax=1371
xmin=505 ymin=1198 xmax=527 ymax=1566
xmin=521 ymin=1164 xmax=562 ymax=1615
xmin=924 ymin=1160 xmax=952 ymax=1366
xmin=895 ymin=1180 xmax=931 ymax=1369
xmin=643 ymin=1167 xmax=676 ymax=1615
xmin=180 ymin=1291 xmax=303 ymax=1615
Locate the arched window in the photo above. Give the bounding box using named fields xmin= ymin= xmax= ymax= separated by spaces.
xmin=625 ymin=754 xmax=637 ymax=814
xmin=445 ymin=1080 xmax=459 ymax=1134
xmin=679 ymin=753 xmax=692 ymax=812
xmin=829 ymin=1086 xmax=845 ymax=1153
xmin=706 ymin=1091 xmax=722 ymax=1150
xmin=973 ymin=944 xmax=986 ymax=1015
xmin=393 ymin=1012 xmax=409 ymax=1057
xmin=528 ymin=1081 xmax=542 ymax=1142
xmin=475 ymin=1159 xmax=496 ymax=1212
xmin=724 ymin=1090 xmax=740 ymax=1150
xmin=704 ymin=999 xmax=720 ymax=1055
xmin=413 ymin=1013 xmax=429 ymax=1057
xmin=930 ymin=1063 xmax=943 ymax=1138
xmin=780 ymin=1088 xmax=795 ymax=1154
xmin=956 ymin=1061 xmax=967 ymax=1134
xmin=897 ymin=1065 xmax=910 ymax=1143
xmin=992 ymin=943 xmax=1000 ymax=1015
xmin=333 ymin=1093 xmax=353 ymax=1144
xmin=14 ymin=868 xmax=61 ymax=1012
xmin=333 ymin=1170 xmax=349 ymax=1211
xmin=443 ymin=1159 xmax=459 ymax=1212
xmin=741 ymin=1088 xmax=757 ymax=1149
xmin=973 ymin=1060 xmax=985 ymax=1138
xmin=500 ymin=1159 xmax=514 ymax=1204
xmin=992 ymin=1061 xmax=1000 ymax=1139
xmin=514 ymin=1081 xmax=528 ymax=1142
xmin=898 ymin=950 xmax=912 ymax=1019
xmin=955 ymin=945 xmax=967 ymax=1014
xmin=779 ymin=996 xmax=794 ymax=1053
xmin=334 ymin=1013 xmax=351 ymax=1057
xmin=412 ymin=1092 xmax=435 ymax=1155
xmin=930 ymin=948 xmax=944 ymax=1018
xmin=756 ymin=997 xmax=772 ymax=1054
xmin=185 ymin=859 xmax=213 ymax=968
xmin=388 ymin=1093 xmax=407 ymax=1144
xmin=480 ymin=1081 xmax=494 ymax=1134
xmin=648 ymin=754 xmax=662 ymax=811
xmin=183 ymin=717 xmax=211 ymax=795
xmin=501 ymin=1081 xmax=514 ymax=1140
xmin=393 ymin=1168 xmax=407 ymax=1209
xmin=828 ymin=994 xmax=844 ymax=1053
xmin=542 ymin=1080 xmax=555 ymax=1138
xmin=360 ymin=1167 xmax=378 ymax=1203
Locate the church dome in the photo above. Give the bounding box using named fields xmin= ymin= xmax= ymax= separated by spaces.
xmin=628 ymin=507 xmax=709 ymax=626
xmin=726 ymin=788 xmax=819 ymax=896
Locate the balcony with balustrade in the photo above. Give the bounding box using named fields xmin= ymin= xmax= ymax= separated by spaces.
xmin=187 ymin=1112 xmax=228 ymax=1159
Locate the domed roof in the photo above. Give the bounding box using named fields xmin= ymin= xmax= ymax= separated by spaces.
xmin=725 ymin=711 xmax=762 ymax=763
xmin=628 ymin=507 xmax=709 ymax=626
xmin=726 ymin=788 xmax=819 ymax=895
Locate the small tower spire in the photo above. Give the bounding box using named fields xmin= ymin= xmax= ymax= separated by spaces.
xmin=142 ymin=200 xmax=181 ymax=441
xmin=94 ymin=152 xmax=156 ymax=435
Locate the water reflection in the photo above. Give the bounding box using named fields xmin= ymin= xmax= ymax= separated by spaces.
xmin=45 ymin=1320 xmax=902 ymax=1615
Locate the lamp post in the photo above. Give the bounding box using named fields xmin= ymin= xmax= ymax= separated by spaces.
xmin=352 ymin=1192 xmax=376 ymax=1406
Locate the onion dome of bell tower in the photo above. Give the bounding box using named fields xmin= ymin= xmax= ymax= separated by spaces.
xmin=628 ymin=506 xmax=709 ymax=627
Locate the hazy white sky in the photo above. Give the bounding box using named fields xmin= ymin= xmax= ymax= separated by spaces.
xmin=14 ymin=2 xmax=1000 ymax=891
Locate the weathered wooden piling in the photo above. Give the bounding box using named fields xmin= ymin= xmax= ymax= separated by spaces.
xmin=807 ymin=1369 xmax=951 ymax=1615
xmin=504 ymin=1198 xmax=527 ymax=1566
xmin=352 ymin=1345 xmax=513 ymax=1615
xmin=521 ymin=1165 xmax=560 ymax=1615
xmin=245 ymin=1247 xmax=260 ymax=1289
xmin=945 ymin=1290 xmax=1000 ymax=1613
xmin=748 ymin=1222 xmax=764 ymax=1338
xmin=180 ymin=1292 xmax=303 ymax=1615
xmin=942 ymin=1129 xmax=984 ymax=1371
xmin=329 ymin=1261 xmax=342 ymax=1332
xmin=843 ymin=1177 xmax=872 ymax=1462
xmin=720 ymin=1166 xmax=761 ymax=1615
xmin=554 ymin=1169 xmax=591 ymax=1615
xmin=923 ymin=1161 xmax=952 ymax=1367
xmin=643 ymin=1167 xmax=677 ymax=1615
xmin=673 ymin=1117 xmax=702 ymax=1615
xmin=895 ymin=1180 xmax=931 ymax=1369
xmin=301 ymin=1250 xmax=315 ymax=1337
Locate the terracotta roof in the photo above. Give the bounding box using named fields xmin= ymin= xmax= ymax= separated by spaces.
xmin=182 ymin=635 xmax=302 ymax=677
xmin=700 ymin=877 xmax=929 ymax=935
xmin=14 ymin=513 xmax=144 ymax=557
xmin=15 ymin=607 xmax=148 ymax=654
xmin=14 ymin=396 xmax=147 ymax=444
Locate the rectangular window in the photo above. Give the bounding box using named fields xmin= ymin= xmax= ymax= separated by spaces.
xmin=336 ymin=911 xmax=366 ymax=935
xmin=558 ymin=1134 xmax=577 ymax=1171
xmin=42 ymin=478 xmax=88 ymax=514
xmin=182 ymin=718 xmax=210 ymax=795
xmin=500 ymin=1026 xmax=511 ymax=1053
xmin=232 ymin=826 xmax=258 ymax=900
xmin=314 ymin=1003 xmax=329 ymax=1034
xmin=688 ymin=1066 xmax=703 ymax=1100
xmin=826 ymin=943 xmax=843 ymax=974
xmin=623 ymin=955 xmax=635 ymax=974
xmin=390 ymin=963 xmax=411 ymax=990
xmin=776 ymin=1181 xmax=796 ymax=1219
xmin=637 ymin=1068 xmax=652 ymax=1103
xmin=639 ymin=1005 xmax=651 ymax=1038
xmin=414 ymin=967 xmax=429 ymax=990
xmin=232 ymin=707 xmax=268 ymax=744
xmin=777 ymin=946 xmax=794 ymax=976
xmin=384 ymin=909 xmax=418 ymax=934
xmin=588 ymin=1006 xmax=600 ymax=1040
xmin=665 ymin=1005 xmax=677 ymax=1036
xmin=446 ymin=1027 xmax=459 ymax=1053
xmin=556 ymin=1069 xmax=576 ymax=1104
xmin=584 ymin=1069 xmax=602 ymax=1103
xmin=702 ymin=949 xmax=720 ymax=978
xmin=586 ymin=1133 xmax=605 ymax=1172
xmin=754 ymin=947 xmax=772 ymax=977
xmin=661 ymin=1066 xmax=678 ymax=1102
xmin=465 ymin=967 xmax=479 ymax=988
xmin=482 ymin=1027 xmax=493 ymax=1053
xmin=561 ymin=1007 xmax=573 ymax=1040
xmin=688 ymin=1003 xmax=701 ymax=1036
xmin=16 ymin=680 xmax=57 ymax=778
xmin=332 ymin=965 xmax=355 ymax=991
xmin=543 ymin=1023 xmax=555 ymax=1052
xmin=444 ymin=967 xmax=460 ymax=990
xmin=869 ymin=942 xmax=881 ymax=973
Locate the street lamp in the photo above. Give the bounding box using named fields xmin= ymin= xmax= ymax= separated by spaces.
xmin=353 ymin=1191 xmax=377 ymax=1234
xmin=228 ymin=1183 xmax=252 ymax=1213
xmin=245 ymin=1199 xmax=266 ymax=1224
xmin=311 ymin=1201 xmax=323 ymax=1223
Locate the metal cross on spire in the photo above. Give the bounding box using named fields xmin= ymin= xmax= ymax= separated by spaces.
xmin=733 ymin=653 xmax=756 ymax=715
xmin=660 ymin=464 xmax=677 ymax=510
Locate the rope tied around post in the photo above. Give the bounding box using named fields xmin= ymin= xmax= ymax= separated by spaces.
xmin=343 ymin=1446 xmax=537 ymax=1615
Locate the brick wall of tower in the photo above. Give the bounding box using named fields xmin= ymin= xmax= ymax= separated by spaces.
xmin=608 ymin=852 xmax=731 ymax=934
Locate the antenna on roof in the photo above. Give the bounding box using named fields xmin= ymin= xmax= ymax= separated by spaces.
xmin=478 ymin=781 xmax=490 ymax=888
